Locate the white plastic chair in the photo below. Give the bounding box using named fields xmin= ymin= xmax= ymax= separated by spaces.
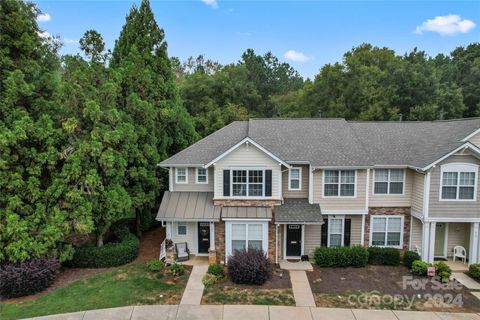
xmin=453 ymin=246 xmax=467 ymax=264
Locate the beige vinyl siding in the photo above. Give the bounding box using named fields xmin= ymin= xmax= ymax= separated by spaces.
xmin=369 ymin=169 xmax=413 ymax=207
xmin=469 ymin=132 xmax=480 ymax=147
xmin=214 ymin=143 xmax=281 ymax=199
xmin=171 ymin=222 xmax=198 ymax=255
xmin=411 ymin=171 xmax=425 ymax=217
xmin=304 ymin=224 xmax=321 ymax=257
xmin=312 ymin=169 xmax=366 ymax=211
xmin=282 ymin=165 xmax=309 ymax=198
xmin=446 ymin=222 xmax=470 ymax=258
xmin=348 ymin=215 xmax=363 ymax=246
xmin=173 ymin=168 xmax=214 ymax=192
xmin=410 ymin=217 xmax=423 ymax=251
xmin=428 ymin=154 xmax=480 ymax=219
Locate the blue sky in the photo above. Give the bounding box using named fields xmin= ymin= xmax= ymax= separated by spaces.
xmin=34 ymin=0 xmax=480 ymax=79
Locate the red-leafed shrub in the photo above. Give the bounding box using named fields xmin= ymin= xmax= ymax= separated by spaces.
xmin=0 ymin=259 xmax=61 ymax=298
xmin=227 ymin=248 xmax=271 ymax=285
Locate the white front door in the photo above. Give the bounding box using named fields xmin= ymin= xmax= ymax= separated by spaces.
xmin=434 ymin=223 xmax=447 ymax=258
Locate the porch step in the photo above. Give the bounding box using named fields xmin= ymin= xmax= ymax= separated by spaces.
xmin=452 ymin=272 xmax=480 ymax=290
xmin=279 ymin=260 xmax=313 ymax=271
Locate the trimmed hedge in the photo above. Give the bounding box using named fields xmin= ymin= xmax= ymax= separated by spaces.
xmin=411 ymin=260 xmax=430 ymax=276
xmin=0 ymin=259 xmax=61 ymax=298
xmin=228 ymin=248 xmax=271 ymax=285
xmin=470 ymin=264 xmax=480 ymax=280
xmin=367 ymin=247 xmax=400 ymax=265
xmin=66 ymin=226 xmax=139 ymax=268
xmin=314 ymin=246 xmax=369 ymax=267
xmin=403 ymin=250 xmax=421 ymax=269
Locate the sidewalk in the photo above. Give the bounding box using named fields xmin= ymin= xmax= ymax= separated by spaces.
xmin=290 ymin=271 xmax=316 ymax=307
xmin=23 ymin=305 xmax=480 ymax=320
xmin=179 ymin=265 xmax=208 ymax=305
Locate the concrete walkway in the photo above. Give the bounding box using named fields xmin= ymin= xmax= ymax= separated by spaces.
xmin=23 ymin=305 xmax=480 ymax=320
xmin=280 ymin=260 xmax=314 ymax=271
xmin=452 ymin=273 xmax=480 ymax=290
xmin=290 ymin=271 xmax=316 ymax=307
xmin=179 ymin=265 xmax=208 ymax=305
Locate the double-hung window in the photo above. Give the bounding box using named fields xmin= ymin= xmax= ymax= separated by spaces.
xmin=441 ymin=165 xmax=477 ymax=200
xmin=177 ymin=222 xmax=187 ymax=236
xmin=328 ymin=218 xmax=344 ymax=247
xmin=289 ymin=167 xmax=302 ymax=190
xmin=196 ymin=168 xmax=208 ymax=184
xmin=374 ymin=169 xmax=404 ymax=194
xmin=232 ymin=169 xmax=264 ymax=197
xmin=230 ymin=223 xmax=265 ymax=253
xmin=176 ymin=168 xmax=187 ymax=184
xmin=370 ymin=216 xmax=403 ymax=248
xmin=324 ymin=170 xmax=355 ymax=197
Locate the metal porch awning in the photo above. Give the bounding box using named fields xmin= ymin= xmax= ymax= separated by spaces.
xmin=156 ymin=191 xmax=221 ymax=221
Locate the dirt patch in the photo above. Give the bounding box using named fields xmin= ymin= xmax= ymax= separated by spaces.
xmin=307 ymin=265 xmax=480 ymax=312
xmin=136 ymin=226 xmax=166 ymax=263
xmin=218 ymin=267 xmax=291 ymax=289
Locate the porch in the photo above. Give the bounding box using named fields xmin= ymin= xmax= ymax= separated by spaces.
xmin=418 ymin=219 xmax=479 ymax=265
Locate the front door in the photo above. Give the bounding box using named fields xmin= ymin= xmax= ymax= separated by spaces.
xmin=198 ymin=222 xmax=210 ymax=254
xmin=286 ymin=224 xmax=302 ymax=257
xmin=434 ymin=223 xmax=446 ymax=257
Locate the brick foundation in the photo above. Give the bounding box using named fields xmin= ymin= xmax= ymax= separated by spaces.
xmin=364 ymin=207 xmax=411 ymax=251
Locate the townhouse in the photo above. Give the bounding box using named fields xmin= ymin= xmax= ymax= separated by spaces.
xmin=156 ymin=118 xmax=480 ymax=265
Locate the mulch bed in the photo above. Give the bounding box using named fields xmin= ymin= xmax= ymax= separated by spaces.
xmin=1 ymin=226 xmax=166 ymax=304
xmin=217 ymin=267 xmax=292 ymax=289
xmin=307 ymin=265 xmax=480 ymax=312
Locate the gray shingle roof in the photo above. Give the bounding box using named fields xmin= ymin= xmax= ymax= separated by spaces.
xmin=275 ymin=199 xmax=323 ymax=223
xmin=159 ymin=118 xmax=480 ymax=169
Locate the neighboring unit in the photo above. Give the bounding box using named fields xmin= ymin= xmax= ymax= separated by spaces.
xmin=156 ymin=118 xmax=480 ymax=265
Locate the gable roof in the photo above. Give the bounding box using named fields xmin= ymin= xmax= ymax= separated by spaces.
xmin=159 ymin=117 xmax=480 ymax=170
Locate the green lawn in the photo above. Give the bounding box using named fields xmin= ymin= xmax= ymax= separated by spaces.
xmin=0 ymin=263 xmax=189 ymax=320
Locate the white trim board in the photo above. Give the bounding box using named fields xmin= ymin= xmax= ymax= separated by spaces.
xmin=322 ymin=210 xmax=367 ymax=215
xmin=422 ymin=142 xmax=480 ymax=171
xmin=462 ymin=128 xmax=480 ymax=142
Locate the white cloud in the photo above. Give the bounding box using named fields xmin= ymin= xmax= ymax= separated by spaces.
xmin=64 ymin=38 xmax=78 ymax=45
xmin=236 ymin=32 xmax=252 ymax=37
xmin=414 ymin=14 xmax=475 ymax=36
xmin=201 ymin=0 xmax=218 ymax=9
xmin=37 ymin=13 xmax=51 ymax=22
xmin=38 ymin=31 xmax=51 ymax=39
xmin=283 ymin=50 xmax=312 ymax=62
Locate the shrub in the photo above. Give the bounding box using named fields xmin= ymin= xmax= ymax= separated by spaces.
xmin=367 ymin=247 xmax=400 ymax=265
xmin=469 ymin=264 xmax=480 ymax=280
xmin=208 ymin=263 xmax=224 ymax=278
xmin=403 ymin=251 xmax=421 ymax=269
xmin=169 ymin=263 xmax=185 ymax=277
xmin=0 ymin=259 xmax=61 ymax=298
xmin=202 ymin=273 xmax=221 ymax=287
xmin=146 ymin=259 xmax=165 ymax=273
xmin=66 ymin=226 xmax=139 ymax=268
xmin=411 ymin=260 xmax=431 ymax=276
xmin=228 ymin=248 xmax=271 ymax=285
xmin=434 ymin=261 xmax=452 ymax=280
xmin=313 ymin=246 xmax=368 ymax=267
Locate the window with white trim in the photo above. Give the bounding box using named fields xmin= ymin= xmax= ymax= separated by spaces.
xmin=328 ymin=218 xmax=344 ymax=247
xmin=370 ymin=216 xmax=403 ymax=247
xmin=176 ymin=167 xmax=187 ymax=184
xmin=196 ymin=168 xmax=208 ymax=184
xmin=232 ymin=169 xmax=264 ymax=197
xmin=177 ymin=222 xmax=187 ymax=236
xmin=442 ymin=171 xmax=476 ymax=200
xmin=374 ymin=169 xmax=404 ymax=194
xmin=231 ymin=223 xmax=264 ymax=252
xmin=289 ymin=167 xmax=301 ymax=190
xmin=324 ymin=170 xmax=355 ymax=197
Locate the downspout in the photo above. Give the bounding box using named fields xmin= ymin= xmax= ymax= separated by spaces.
xmin=275 ymin=224 xmax=279 ymax=264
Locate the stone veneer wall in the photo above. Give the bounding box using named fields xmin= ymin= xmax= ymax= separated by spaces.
xmin=364 ymin=207 xmax=411 ymax=251
xmin=213 ymin=199 xmax=282 ymax=207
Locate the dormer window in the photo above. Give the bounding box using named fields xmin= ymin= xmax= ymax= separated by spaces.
xmin=440 ymin=163 xmax=478 ymax=201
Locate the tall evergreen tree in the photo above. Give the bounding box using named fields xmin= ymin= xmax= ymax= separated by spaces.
xmin=111 ymin=0 xmax=198 ymax=234
xmin=59 ymin=30 xmax=135 ymax=246
xmin=0 ymin=0 xmax=82 ymax=262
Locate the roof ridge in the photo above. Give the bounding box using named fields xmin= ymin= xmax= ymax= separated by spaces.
xmin=348 ymin=117 xmax=480 ymax=124
xmin=250 ymin=117 xmax=346 ymax=121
